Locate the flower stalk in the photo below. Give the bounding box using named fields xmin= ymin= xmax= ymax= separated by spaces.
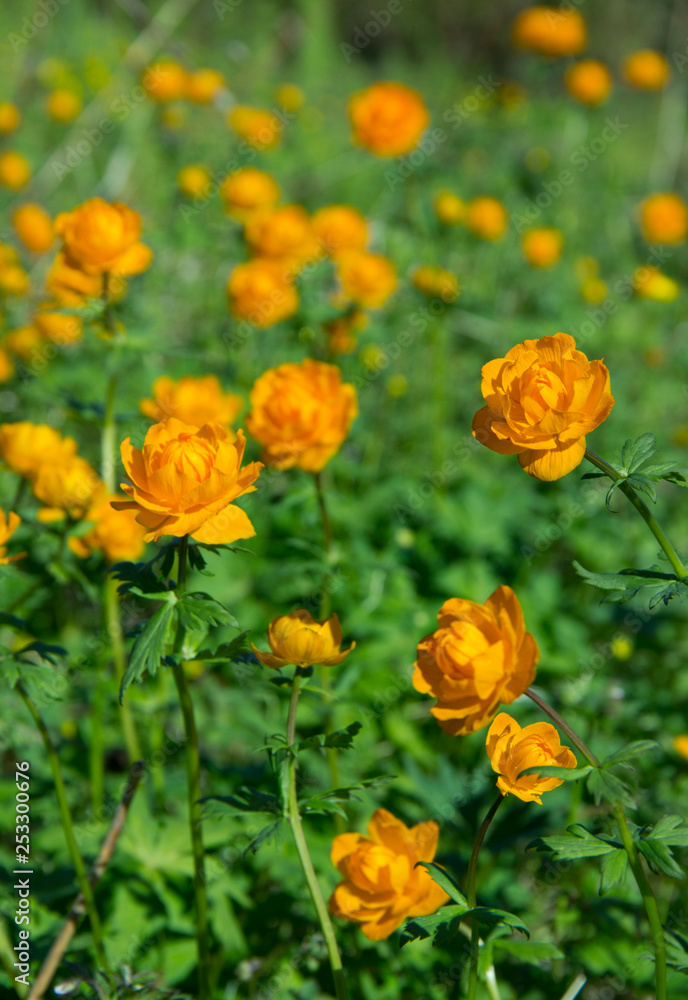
xmin=466 ymin=795 xmax=503 ymax=1000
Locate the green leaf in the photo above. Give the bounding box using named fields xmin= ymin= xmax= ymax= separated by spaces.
xmin=243 ymin=819 xmax=284 ymax=856
xmin=399 ymin=905 xmax=467 ymax=948
xmin=517 ymin=764 xmax=593 ymax=781
xmin=469 ymin=908 xmax=529 ymax=936
xmin=415 ymin=862 xmax=467 ymax=906
xmin=17 ymin=640 xmax=66 ymax=664
xmin=573 ymin=561 xmax=676 ymax=605
xmin=599 ymin=849 xmax=628 ymax=895
xmin=177 ymin=592 xmax=239 ymax=631
xmin=662 ymin=469 xmax=688 ymax=488
xmin=200 ymin=786 xmax=281 ymax=815
xmin=646 ymin=815 xmax=688 ymax=846
xmin=624 ymin=473 xmax=657 ymax=504
xmin=296 ymin=721 xmax=363 ymax=753
xmin=0 ymin=611 xmax=25 ymax=629
xmin=587 ymin=768 xmax=635 ymax=807
xmin=111 ymin=559 xmax=175 ymax=598
xmin=493 ymin=939 xmax=564 ymax=966
xmin=602 ymin=740 xmax=660 ymax=767
xmin=195 ymin=632 xmax=251 ymax=662
xmin=530 ymin=824 xmax=619 ymax=860
xmin=300 ymin=776 xmax=396 ymax=818
xmin=648 ymin=580 xmax=688 ymax=608
xmin=666 ymin=930 xmax=688 ymax=972
xmin=621 ymin=433 xmax=656 ymax=473
xmin=120 ymin=599 xmax=177 ymax=700
xmin=637 ymin=838 xmax=685 ymax=879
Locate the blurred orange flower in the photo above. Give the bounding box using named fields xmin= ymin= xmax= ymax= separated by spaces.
xmin=348 ymin=81 xmax=429 ymax=157
xmin=0 ymin=509 xmax=24 ymax=565
xmin=55 ymin=198 xmax=153 ymax=277
xmin=471 ymin=332 xmax=614 ymax=480
xmin=177 ymin=165 xmax=212 ymax=199
xmin=33 ymin=456 xmax=102 ymax=521
xmin=0 ymin=151 xmax=31 ymax=191
xmin=633 ymin=266 xmax=679 ymax=303
xmin=466 ymin=197 xmax=508 ymax=241
xmin=412 ymin=265 xmax=459 ymax=301
xmin=329 ymin=809 xmax=449 ymax=940
xmin=312 ymin=205 xmax=368 ymax=257
xmin=114 ymin=420 xmax=262 ymax=543
xmin=142 ymin=61 xmax=189 ymax=102
xmin=565 ymin=60 xmax=612 ymax=106
xmin=521 ymin=227 xmax=564 ymax=268
xmin=673 ymin=736 xmax=688 ymax=761
xmin=226 ymin=259 xmax=299 ymax=327
xmin=244 ymin=204 xmax=319 ymax=270
xmin=413 ymin=585 xmax=539 ymax=736
xmin=227 ymin=105 xmax=282 ymax=150
xmin=487 ymin=713 xmax=577 ymax=804
xmin=511 ymin=6 xmax=586 ymax=57
xmin=434 ymin=190 xmax=466 ymax=226
xmin=47 ymin=251 xmax=126 ymax=306
xmin=33 ymin=308 xmax=83 ymax=345
xmin=0 ymin=422 xmax=77 ymax=479
xmin=639 ymin=193 xmax=688 ymax=245
xmin=46 ymin=89 xmax=82 ymax=123
xmin=623 ymin=50 xmax=671 ymax=90
xmin=13 ymin=204 xmax=54 ymax=254
xmin=0 ymin=102 xmax=21 ymax=134
xmin=140 ymin=375 xmax=243 ymax=428
xmin=251 ymin=609 xmax=355 ymax=669
xmin=325 ymin=309 xmax=368 ymax=355
xmin=69 ymin=491 xmax=147 ymax=562
xmin=221 ymin=167 xmax=280 ymax=220
xmin=246 ymin=359 xmax=358 ymax=472
xmin=336 ymin=251 xmax=397 ymax=308
xmin=186 ymin=68 xmax=225 ymax=104
xmin=276 ymin=83 xmax=305 ymax=112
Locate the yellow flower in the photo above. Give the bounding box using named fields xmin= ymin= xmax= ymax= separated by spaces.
xmin=329 ymin=809 xmax=449 ymax=940
xmin=434 ymin=191 xmax=466 ymax=226
xmin=0 ymin=509 xmax=25 ymax=565
xmin=2 ymin=326 xmax=44 ymax=361
xmin=336 ymin=251 xmax=397 ymax=309
xmin=412 ymin=266 xmax=459 ymax=301
xmin=55 ymin=198 xmax=153 ymax=277
xmin=511 ymin=6 xmax=586 ymax=57
xmin=521 ymin=227 xmax=564 ymax=268
xmin=251 ymin=609 xmax=355 ymax=669
xmin=0 ymin=349 xmax=15 ymax=382
xmin=466 ymin=197 xmax=508 ymax=241
xmin=348 ymin=81 xmax=429 ymax=157
xmin=565 ymin=60 xmax=612 ymax=106
xmin=0 ymin=264 xmax=29 ymax=297
xmin=33 ymin=308 xmax=83 ymax=345
xmin=47 ymin=251 xmax=126 ymax=307
xmin=413 ymin=586 xmax=539 ymax=736
xmin=114 ymin=420 xmax=263 ymax=543
xmin=639 ymin=193 xmax=688 ymax=245
xmin=46 ymin=89 xmax=82 ymax=123
xmin=276 ymin=83 xmax=305 ymax=112
xmin=142 ymin=61 xmax=189 ymax=102
xmin=227 ymin=105 xmax=282 ymax=150
xmin=312 ymin=205 xmax=368 ymax=257
xmin=221 ymin=167 xmax=280 ymax=220
xmin=325 ymin=310 xmax=368 ymax=355
xmin=0 ymin=102 xmax=21 ymax=134
xmin=226 ymin=259 xmax=299 ymax=328
xmin=69 ymin=492 xmax=147 ymax=562
xmin=0 ymin=152 xmax=31 ymax=191
xmin=486 ymin=713 xmax=577 ymax=804
xmin=581 ymin=276 xmax=608 ymax=304
xmin=140 ymin=375 xmax=243 ymax=428
xmin=177 ymin=165 xmax=212 ymax=199
xmin=33 ymin=456 xmax=102 ymax=521
xmin=623 ymin=50 xmax=671 ymax=91
xmin=633 ymin=266 xmax=679 ymax=303
xmin=186 ymin=68 xmax=225 ymax=104
xmin=472 ymin=332 xmax=614 ymax=481
xmin=13 ymin=204 xmax=54 ymax=254
xmin=244 ymin=205 xmax=319 ymax=271
xmin=673 ymin=736 xmax=688 ymax=761
xmin=0 ymin=421 xmax=77 ymax=478
xmin=246 ymin=359 xmax=358 ymax=472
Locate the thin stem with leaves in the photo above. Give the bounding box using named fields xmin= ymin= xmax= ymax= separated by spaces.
xmin=466 ymin=795 xmax=503 ymax=1000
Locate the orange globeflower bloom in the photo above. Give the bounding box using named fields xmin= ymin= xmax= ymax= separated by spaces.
xmin=336 ymin=251 xmax=397 ymax=309
xmin=246 ymin=360 xmax=358 ymax=472
xmin=565 ymin=60 xmax=612 ymax=106
xmin=412 ymin=265 xmax=459 ymax=301
xmin=312 ymin=205 xmax=368 ymax=257
xmin=227 ymin=105 xmax=282 ymax=150
xmin=466 ymin=197 xmax=508 ymax=241
xmin=0 ymin=151 xmax=31 ymax=191
xmin=511 ymin=6 xmax=586 ymax=57
xmin=3 ymin=325 xmax=45 ymax=361
xmin=55 ymin=198 xmax=152 ymax=277
xmin=33 ymin=308 xmax=83 ymax=345
xmin=69 ymin=492 xmax=146 ymax=562
xmin=639 ymin=193 xmax=688 ymax=245
xmin=113 ymin=420 xmax=262 ymax=543
xmin=329 ymin=809 xmax=449 ymax=941
xmin=0 ymin=422 xmax=77 ymax=478
xmin=325 ymin=309 xmax=368 ymax=355
xmin=33 ymin=456 xmax=102 ymax=522
xmin=186 ymin=68 xmax=225 ymax=104
xmin=348 ymin=81 xmax=429 ymax=157
xmin=177 ymin=165 xmax=212 ymax=199
xmin=674 ymin=736 xmax=688 ymax=761
xmin=142 ymin=61 xmax=189 ymax=102
xmin=623 ymin=50 xmax=671 ymax=90
xmin=413 ymin=586 xmax=539 ymax=736
xmin=13 ymin=204 xmax=54 ymax=254
xmin=487 ymin=713 xmax=577 ymax=804
xmin=0 ymin=102 xmax=21 ymax=134
xmin=0 ymin=509 xmax=24 ymax=565
xmin=0 ymin=264 xmax=29 ymax=297
xmin=140 ymin=375 xmax=243 ymax=428
xmin=46 ymin=251 xmax=126 ymax=307
xmin=221 ymin=167 xmax=280 ymax=220
xmin=521 ymin=227 xmax=564 ymax=268
xmin=46 ymin=89 xmax=82 ymax=123
xmin=633 ymin=266 xmax=679 ymax=303
xmin=227 ymin=259 xmax=299 ymax=328
xmin=434 ymin=190 xmax=466 ymax=226
xmin=472 ymin=332 xmax=614 ymax=481
xmin=251 ymin=609 xmax=355 ymax=669
xmin=244 ymin=205 xmax=319 ymax=270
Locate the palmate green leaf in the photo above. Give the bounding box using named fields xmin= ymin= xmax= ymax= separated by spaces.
xmin=621 ymin=433 xmax=656 ymax=473
xmin=648 ymin=580 xmax=688 ymax=609
xmin=120 ymin=599 xmax=177 ymax=701
xmin=111 ymin=558 xmax=175 ymax=598
xmin=599 ymin=849 xmax=628 ymax=895
xmin=243 ymin=818 xmax=284 ymax=856
xmin=470 ymin=908 xmax=529 ymax=936
xmin=518 ymin=764 xmax=593 ymax=781
xmin=602 ymin=740 xmax=660 ymax=767
xmin=637 ymin=838 xmax=686 ymax=879
xmin=573 ymin=561 xmax=677 ymax=605
xmin=530 ymin=824 xmax=619 ymax=860
xmin=195 ymin=632 xmax=251 ymax=662
xmin=296 ymin=721 xmax=363 ymax=753
xmin=399 ymin=905 xmax=467 ymax=948
xmin=177 ymin=592 xmax=239 ymax=631
xmin=645 ymin=814 xmax=688 ymax=846
xmin=666 ymin=930 xmax=688 ymax=972
xmin=415 ymin=861 xmax=467 ymax=905
xmin=493 ymin=939 xmax=564 ymax=966
xmin=200 ymin=786 xmax=281 ymax=815
xmin=587 ymin=768 xmax=635 ymax=808
xmin=301 ymin=775 xmax=395 ymax=818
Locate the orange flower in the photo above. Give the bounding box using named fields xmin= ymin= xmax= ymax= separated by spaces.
xmin=521 ymin=227 xmax=564 ymax=268
xmin=276 ymin=83 xmax=305 ymax=112
xmin=46 ymin=89 xmax=82 ymax=123
xmin=221 ymin=167 xmax=280 ymax=220
xmin=186 ymin=68 xmax=225 ymax=104
xmin=412 ymin=266 xmax=459 ymax=301
xmin=140 ymin=375 xmax=243 ymax=428
xmin=434 ymin=190 xmax=466 ymax=226
xmin=246 ymin=360 xmax=358 ymax=472
xmin=466 ymin=197 xmax=508 ymax=241
xmin=177 ymin=165 xmax=212 ymax=199
xmin=69 ymin=492 xmax=146 ymax=562
xmin=142 ymin=61 xmax=189 ymax=102
xmin=565 ymin=60 xmax=612 ymax=106
xmin=114 ymin=420 xmax=262 ymax=543
xmin=0 ymin=151 xmax=31 ymax=191
xmin=0 ymin=102 xmax=21 ymax=134
xmin=2 ymin=326 xmax=44 ymax=361
xmin=13 ymin=204 xmax=54 ymax=254
xmin=227 ymin=105 xmax=282 ymax=150
xmin=54 ymin=198 xmax=153 ymax=276
xmin=639 ymin=193 xmax=688 ymax=245
xmin=0 ymin=264 xmax=29 ymax=297
xmin=0 ymin=421 xmax=77 ymax=478
xmin=486 ymin=713 xmax=577 ymax=804
xmin=251 ymin=609 xmax=355 ymax=669
xmin=623 ymin=50 xmax=670 ymax=91
xmin=312 ymin=205 xmax=368 ymax=257
xmin=47 ymin=251 xmax=126 ymax=307
xmin=33 ymin=456 xmax=102 ymax=521
xmin=244 ymin=205 xmax=319 ymax=270
xmin=471 ymin=332 xmax=614 ymax=481
xmin=0 ymin=509 xmax=24 ymax=565
xmin=413 ymin=586 xmax=539 ymax=736
xmin=325 ymin=310 xmax=368 ymax=355
xmin=0 ymin=349 xmax=15 ymax=382
xmin=226 ymin=259 xmax=299 ymax=328
xmin=329 ymin=809 xmax=449 ymax=940
xmin=633 ymin=266 xmax=679 ymax=303
xmin=33 ymin=308 xmax=83 ymax=345
xmin=673 ymin=736 xmax=688 ymax=761
xmin=511 ymin=6 xmax=586 ymax=57
xmin=348 ymin=81 xmax=429 ymax=157
xmin=336 ymin=251 xmax=397 ymax=308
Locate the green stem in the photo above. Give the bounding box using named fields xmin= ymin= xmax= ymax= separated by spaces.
xmin=102 ymin=373 xmax=118 ymax=494
xmin=170 ymin=535 xmax=211 ymax=1000
xmin=584 ymin=449 xmax=687 ymax=580
xmin=105 ymin=575 xmax=142 ymax=762
xmin=284 ymin=671 xmax=348 ymax=1000
xmin=16 ymin=683 xmax=111 ymax=980
xmin=89 ymin=675 xmax=106 ymax=812
xmin=466 ymin=795 xmax=503 ymax=1000
xmin=525 ymin=687 xmax=667 ymax=1000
